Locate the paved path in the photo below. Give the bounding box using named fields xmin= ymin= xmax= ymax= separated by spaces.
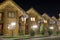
xmin=0 ymin=36 xmax=60 ymax=40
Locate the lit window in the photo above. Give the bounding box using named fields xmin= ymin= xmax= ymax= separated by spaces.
xmin=21 ymin=15 xmax=28 ymax=21
xmin=8 ymin=12 xmax=15 ymax=18
xmin=21 ymin=17 xmax=26 ymax=21
xmin=31 ymin=17 xmax=35 ymax=21
xmin=44 ymin=20 xmax=47 ymax=23
xmin=49 ymin=20 xmax=55 ymax=25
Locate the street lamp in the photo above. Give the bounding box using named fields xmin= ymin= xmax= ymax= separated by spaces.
xmin=8 ymin=22 xmax=16 ymax=36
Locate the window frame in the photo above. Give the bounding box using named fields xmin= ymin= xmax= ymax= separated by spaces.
xmin=30 ymin=17 xmax=35 ymax=21
xmin=8 ymin=12 xmax=16 ymax=18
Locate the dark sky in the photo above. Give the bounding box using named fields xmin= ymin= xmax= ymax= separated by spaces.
xmin=0 ymin=0 xmax=60 ymax=18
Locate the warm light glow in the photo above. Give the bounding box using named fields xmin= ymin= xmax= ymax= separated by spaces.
xmin=31 ymin=17 xmax=35 ymax=21
xmin=21 ymin=17 xmax=26 ymax=21
xmin=58 ymin=27 xmax=60 ymax=30
xmin=31 ymin=24 xmax=38 ymax=30
xmin=49 ymin=26 xmax=54 ymax=30
xmin=44 ymin=20 xmax=47 ymax=23
xmin=11 ymin=22 xmax=16 ymax=26
xmin=8 ymin=22 xmax=16 ymax=30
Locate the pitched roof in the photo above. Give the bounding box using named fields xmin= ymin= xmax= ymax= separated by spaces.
xmin=0 ymin=0 xmax=27 ymax=16
xmin=51 ymin=16 xmax=57 ymax=21
xmin=26 ymin=7 xmax=42 ymax=19
xmin=42 ymin=13 xmax=51 ymax=20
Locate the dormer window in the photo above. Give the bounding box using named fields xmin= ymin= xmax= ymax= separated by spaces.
xmin=31 ymin=17 xmax=35 ymax=21
xmin=8 ymin=12 xmax=15 ymax=18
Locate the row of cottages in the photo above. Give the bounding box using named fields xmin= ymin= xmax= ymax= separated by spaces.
xmin=0 ymin=0 xmax=60 ymax=36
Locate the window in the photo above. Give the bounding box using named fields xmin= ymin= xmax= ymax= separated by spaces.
xmin=21 ymin=15 xmax=28 ymax=21
xmin=31 ymin=17 xmax=35 ymax=21
xmin=49 ymin=20 xmax=55 ymax=25
xmin=0 ymin=13 xmax=3 ymax=21
xmin=21 ymin=17 xmax=26 ymax=21
xmin=57 ymin=21 xmax=60 ymax=25
xmin=8 ymin=12 xmax=15 ymax=18
xmin=44 ymin=20 xmax=47 ymax=23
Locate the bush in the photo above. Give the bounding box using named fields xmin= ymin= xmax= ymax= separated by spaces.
xmin=30 ymin=29 xmax=35 ymax=36
xmin=48 ymin=29 xmax=53 ymax=35
xmin=19 ymin=29 xmax=24 ymax=35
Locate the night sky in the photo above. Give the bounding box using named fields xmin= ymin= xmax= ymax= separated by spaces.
xmin=0 ymin=0 xmax=60 ymax=18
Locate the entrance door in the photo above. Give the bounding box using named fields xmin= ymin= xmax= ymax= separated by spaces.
xmin=25 ymin=25 xmax=29 ymax=35
xmin=0 ymin=12 xmax=3 ymax=35
xmin=0 ymin=24 xmax=3 ymax=35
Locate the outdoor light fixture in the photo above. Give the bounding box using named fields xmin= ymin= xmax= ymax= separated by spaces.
xmin=49 ymin=26 xmax=54 ymax=30
xmin=11 ymin=22 xmax=16 ymax=26
xmin=44 ymin=20 xmax=47 ymax=23
xmin=31 ymin=24 xmax=38 ymax=30
xmin=8 ymin=22 xmax=16 ymax=30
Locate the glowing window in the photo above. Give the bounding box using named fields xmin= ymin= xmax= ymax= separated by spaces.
xmin=44 ymin=20 xmax=47 ymax=23
xmin=31 ymin=17 xmax=35 ymax=21
xmin=21 ymin=17 xmax=26 ymax=21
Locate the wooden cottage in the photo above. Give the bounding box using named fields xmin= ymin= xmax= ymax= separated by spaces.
xmin=0 ymin=0 xmax=27 ymax=36
xmin=26 ymin=8 xmax=43 ymax=35
xmin=42 ymin=13 xmax=51 ymax=35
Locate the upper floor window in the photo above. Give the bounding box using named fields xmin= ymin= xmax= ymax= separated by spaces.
xmin=44 ymin=20 xmax=47 ymax=23
xmin=8 ymin=12 xmax=15 ymax=18
xmin=0 ymin=12 xmax=3 ymax=21
xmin=49 ymin=19 xmax=55 ymax=25
xmin=21 ymin=15 xmax=29 ymax=21
xmin=21 ymin=17 xmax=26 ymax=21
xmin=31 ymin=17 xmax=35 ymax=21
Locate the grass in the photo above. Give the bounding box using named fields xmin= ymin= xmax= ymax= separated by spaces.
xmin=0 ymin=34 xmax=57 ymax=38
xmin=0 ymin=35 xmax=30 ymax=39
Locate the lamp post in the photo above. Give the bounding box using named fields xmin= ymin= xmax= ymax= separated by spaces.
xmin=8 ymin=22 xmax=16 ymax=36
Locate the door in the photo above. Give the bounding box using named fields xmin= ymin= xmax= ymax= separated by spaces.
xmin=25 ymin=24 xmax=29 ymax=35
xmin=0 ymin=12 xmax=3 ymax=35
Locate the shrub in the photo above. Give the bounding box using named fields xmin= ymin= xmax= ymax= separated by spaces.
xmin=30 ymin=29 xmax=35 ymax=36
